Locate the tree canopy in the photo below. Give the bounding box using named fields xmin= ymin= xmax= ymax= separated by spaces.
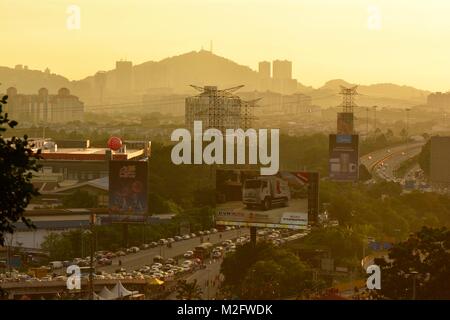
xmin=374 ymin=226 xmax=450 ymax=300
xmin=0 ymin=95 xmax=40 ymax=245
xmin=221 ymin=242 xmax=321 ymax=299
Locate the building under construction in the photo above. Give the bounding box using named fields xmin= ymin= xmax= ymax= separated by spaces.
xmin=185 ymin=85 xmax=257 ymax=132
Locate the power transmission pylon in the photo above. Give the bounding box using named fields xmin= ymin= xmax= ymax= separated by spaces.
xmin=339 ymin=85 xmax=358 ymax=113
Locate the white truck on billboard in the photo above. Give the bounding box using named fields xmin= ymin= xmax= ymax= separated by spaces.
xmin=242 ymin=176 xmax=291 ymax=210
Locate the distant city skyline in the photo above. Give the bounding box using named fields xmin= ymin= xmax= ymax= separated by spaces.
xmin=2 ymin=0 xmax=450 ymax=91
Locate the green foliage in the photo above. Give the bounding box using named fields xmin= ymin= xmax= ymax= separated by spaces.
xmin=359 ymin=132 xmax=401 ymax=155
xmin=279 ymin=134 xmax=329 ymax=174
xmin=62 ymin=190 xmax=98 ymax=208
xmin=41 ymin=231 xmax=84 ymax=261
xmin=394 ymin=155 xmax=418 ymax=178
xmin=221 ymin=242 xmax=317 ymax=299
xmin=41 ymin=206 xmax=214 ymax=259
xmin=358 ymin=164 xmax=372 ymax=181
xmin=148 ymin=142 xmax=214 ymax=211
xmin=0 ymin=95 xmax=41 ymax=245
xmin=374 ymin=227 xmax=450 ymax=300
xmin=301 ymin=227 xmax=364 ymax=267
xmin=176 ymin=279 xmax=203 ymax=300
xmin=319 ymin=180 xmax=450 ymax=249
xmin=418 ymin=139 xmax=430 ymax=176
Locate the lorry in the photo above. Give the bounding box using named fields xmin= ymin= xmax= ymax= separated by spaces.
xmin=242 ymin=176 xmax=291 ymax=210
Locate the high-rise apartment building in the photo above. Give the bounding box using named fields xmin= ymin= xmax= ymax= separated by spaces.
xmin=272 ymin=60 xmax=292 ymax=79
xmin=258 ymin=61 xmax=271 ymax=78
xmin=3 ymin=87 xmax=84 ymax=124
xmin=427 ymin=92 xmax=450 ymax=109
xmin=115 ymin=60 xmax=133 ymax=96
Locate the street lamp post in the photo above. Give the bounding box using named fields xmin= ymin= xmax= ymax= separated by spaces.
xmin=88 ymin=213 xmax=96 ymax=300
xmin=409 ymin=271 xmax=418 ymax=300
xmin=207 ymin=267 xmax=211 ymax=300
xmin=405 ymin=108 xmax=411 ymax=155
xmin=373 ymin=106 xmax=378 ymax=133
xmin=366 ymin=107 xmax=369 ymax=138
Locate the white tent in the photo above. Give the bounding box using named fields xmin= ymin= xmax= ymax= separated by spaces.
xmin=98 ymin=286 xmax=116 ymax=300
xmin=110 ymin=281 xmax=139 ymax=299
xmin=93 ymin=292 xmax=107 ymax=300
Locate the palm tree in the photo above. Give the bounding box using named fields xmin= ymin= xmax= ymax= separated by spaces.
xmin=176 ymin=279 xmax=203 ymax=300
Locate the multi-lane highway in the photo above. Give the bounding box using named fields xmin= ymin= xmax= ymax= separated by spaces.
xmin=98 ymin=228 xmax=248 ymax=273
xmin=360 ymin=142 xmax=425 ymax=180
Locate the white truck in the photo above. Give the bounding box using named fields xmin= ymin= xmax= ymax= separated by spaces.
xmin=242 ymin=177 xmax=291 ymax=210
xmin=49 ymin=261 xmax=63 ymax=270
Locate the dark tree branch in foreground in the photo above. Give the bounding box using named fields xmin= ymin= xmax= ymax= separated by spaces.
xmin=0 ymin=95 xmax=41 ymax=246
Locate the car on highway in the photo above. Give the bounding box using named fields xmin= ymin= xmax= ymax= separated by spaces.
xmin=222 ymin=240 xmax=233 ymax=247
xmin=211 ymin=228 xmax=218 ymax=233
xmin=116 ymin=250 xmax=126 ymax=257
xmin=166 ymin=258 xmax=175 ymax=265
xmin=212 ymin=251 xmax=222 ymax=258
xmin=158 ymin=239 xmax=168 ymax=245
xmin=105 ymin=252 xmax=117 ymax=259
xmin=190 ymin=233 xmax=197 ymax=238
xmin=153 ymin=255 xmax=164 ymax=263
xmin=140 ymin=244 xmax=149 ymax=250
xmin=183 ymin=250 xmax=194 ymax=259
xmin=62 ymin=260 xmax=71 ymax=267
xmin=78 ymin=260 xmax=90 ymax=267
xmin=49 ymin=261 xmax=63 ymax=269
xmin=174 ymin=236 xmax=183 ymax=241
xmin=171 ymin=266 xmax=184 ymax=275
xmin=181 ymin=261 xmax=193 ymax=269
xmin=167 ymin=238 xmax=175 ymax=243
xmin=139 ymin=266 xmax=151 ymax=274
xmin=165 ymin=270 xmax=175 ymax=278
xmin=98 ymin=258 xmax=112 ymax=266
xmin=198 ymin=231 xmax=205 ymax=236
xmin=212 ymin=246 xmax=223 ymax=252
xmin=182 ymin=234 xmax=190 ymax=240
xmin=149 ymin=242 xmax=158 ymax=248
xmin=152 ymin=272 xmax=165 ymax=280
xmin=162 ymin=264 xmax=174 ymax=271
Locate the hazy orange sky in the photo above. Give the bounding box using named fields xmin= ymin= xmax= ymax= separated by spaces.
xmin=2 ymin=0 xmax=450 ymax=91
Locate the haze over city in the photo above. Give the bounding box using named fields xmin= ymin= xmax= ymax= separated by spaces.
xmin=1 ymin=0 xmax=450 ymax=306
xmin=2 ymin=0 xmax=450 ymax=91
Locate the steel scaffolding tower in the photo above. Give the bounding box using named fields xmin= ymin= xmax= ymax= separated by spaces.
xmin=185 ymin=85 xmax=257 ymax=132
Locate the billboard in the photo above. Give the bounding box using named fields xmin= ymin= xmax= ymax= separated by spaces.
xmin=109 ymin=160 xmax=148 ymax=215
xmin=329 ymin=134 xmax=359 ymax=182
xmin=337 ymin=112 xmax=354 ymax=134
xmin=430 ymin=136 xmax=450 ymax=187
xmin=215 ymin=170 xmax=319 ymax=229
